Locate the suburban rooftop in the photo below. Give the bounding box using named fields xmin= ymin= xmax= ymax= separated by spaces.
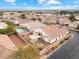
xmin=0 ymin=34 xmax=18 ymax=51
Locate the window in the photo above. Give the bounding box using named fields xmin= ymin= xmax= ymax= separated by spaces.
xmin=38 ymin=33 xmax=42 ymax=36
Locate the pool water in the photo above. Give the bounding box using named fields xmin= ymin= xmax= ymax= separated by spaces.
xmin=16 ymin=28 xmax=27 ymax=33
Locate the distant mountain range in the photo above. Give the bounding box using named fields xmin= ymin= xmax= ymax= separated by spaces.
xmin=0 ymin=9 xmax=79 ymax=12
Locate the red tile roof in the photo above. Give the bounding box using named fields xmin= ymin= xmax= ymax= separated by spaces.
xmin=9 ymin=34 xmax=25 ymax=48
xmin=0 ymin=34 xmax=18 ymax=51
xmin=41 ymin=25 xmax=68 ymax=38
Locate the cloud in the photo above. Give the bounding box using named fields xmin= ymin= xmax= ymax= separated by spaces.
xmin=47 ymin=0 xmax=62 ymax=4
xmin=74 ymin=1 xmax=78 ymax=4
xmin=38 ymin=0 xmax=46 ymax=4
xmin=12 ymin=5 xmax=79 ymax=10
xmin=43 ymin=6 xmax=63 ymax=10
xmin=5 ymin=0 xmax=16 ymax=3
xmin=37 ymin=5 xmax=79 ymax=10
xmin=23 ymin=3 xmax=27 ymax=6
xmin=5 ymin=0 xmax=16 ymax=5
xmin=38 ymin=0 xmax=62 ymax=4
xmin=10 ymin=2 xmax=16 ymax=5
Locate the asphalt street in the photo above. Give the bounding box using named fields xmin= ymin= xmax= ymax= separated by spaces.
xmin=48 ymin=30 xmax=79 ymax=59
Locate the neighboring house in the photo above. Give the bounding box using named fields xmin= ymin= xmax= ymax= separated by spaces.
xmin=11 ymin=20 xmax=19 ymax=25
xmin=13 ymin=12 xmax=21 ymax=17
xmin=3 ymin=12 xmax=12 ymax=20
xmin=0 ymin=34 xmax=18 ymax=59
xmin=69 ymin=21 xmax=79 ymax=28
xmin=40 ymin=16 xmax=58 ymax=24
xmin=0 ymin=16 xmax=2 ymax=19
xmin=0 ymin=22 xmax=8 ymax=29
xmin=58 ymin=18 xmax=71 ymax=26
xmin=75 ymin=15 xmax=79 ymax=20
xmin=20 ymin=21 xmax=45 ymax=31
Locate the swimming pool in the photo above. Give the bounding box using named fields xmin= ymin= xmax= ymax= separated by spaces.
xmin=16 ymin=28 xmax=28 ymax=33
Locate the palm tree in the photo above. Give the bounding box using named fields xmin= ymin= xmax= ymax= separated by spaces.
xmin=10 ymin=45 xmax=39 ymax=59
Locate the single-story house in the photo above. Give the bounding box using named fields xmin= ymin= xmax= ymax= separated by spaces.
xmin=29 ymin=25 xmax=69 ymax=43
xmin=69 ymin=21 xmax=79 ymax=28
xmin=0 ymin=34 xmax=18 ymax=59
xmin=18 ymin=21 xmax=69 ymax=44
xmin=58 ymin=18 xmax=71 ymax=26
xmin=25 ymin=22 xmax=69 ymax=43
xmin=20 ymin=21 xmax=45 ymax=31
xmin=0 ymin=22 xmax=8 ymax=29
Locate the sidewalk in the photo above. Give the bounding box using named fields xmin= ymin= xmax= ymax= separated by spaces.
xmin=68 ymin=27 xmax=79 ymax=32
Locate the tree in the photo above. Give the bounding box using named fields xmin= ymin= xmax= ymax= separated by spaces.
xmin=0 ymin=21 xmax=16 ymax=34
xmin=60 ymin=11 xmax=67 ymax=15
xmin=38 ymin=18 xmax=41 ymax=22
xmin=7 ymin=21 xmax=16 ymax=34
xmin=0 ymin=12 xmax=3 ymax=19
xmin=0 ymin=12 xmax=3 ymax=16
xmin=7 ymin=20 xmax=15 ymax=26
xmin=31 ymin=18 xmax=36 ymax=21
xmin=69 ymin=14 xmax=77 ymax=22
xmin=10 ymin=45 xmax=39 ymax=59
xmin=19 ymin=13 xmax=26 ymax=19
xmin=0 ymin=29 xmax=8 ymax=34
xmin=7 ymin=25 xmax=16 ymax=34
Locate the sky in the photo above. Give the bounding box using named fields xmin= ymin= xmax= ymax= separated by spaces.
xmin=0 ymin=0 xmax=79 ymax=10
